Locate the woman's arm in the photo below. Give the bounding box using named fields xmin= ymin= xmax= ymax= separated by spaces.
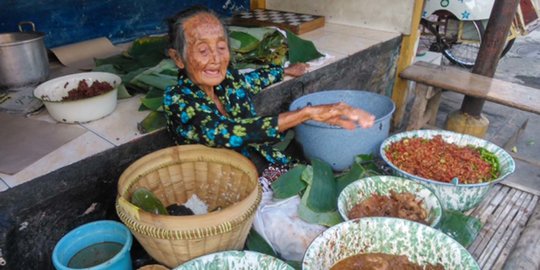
xmin=165 ymin=94 xmax=283 ymax=149
xmin=242 ymin=63 xmax=309 ymax=95
xmin=278 ymin=102 xmax=375 ymax=132
xmin=242 ymin=65 xmax=284 ymax=95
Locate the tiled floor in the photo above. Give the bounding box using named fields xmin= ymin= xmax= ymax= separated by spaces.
xmin=0 ymin=179 xmax=8 ymax=192
xmin=0 ymin=95 xmax=151 ymax=188
xmin=1 ymin=22 xmax=401 ymax=190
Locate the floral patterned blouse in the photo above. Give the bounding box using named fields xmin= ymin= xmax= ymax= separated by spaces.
xmin=163 ymin=65 xmax=291 ymax=165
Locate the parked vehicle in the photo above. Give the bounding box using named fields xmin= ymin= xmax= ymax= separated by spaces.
xmin=419 ymin=0 xmax=535 ymax=68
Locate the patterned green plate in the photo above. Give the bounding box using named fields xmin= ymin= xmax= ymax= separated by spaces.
xmin=337 ymin=175 xmax=443 ymax=227
xmin=302 ymin=217 xmax=479 ymax=269
xmin=174 ymin=250 xmax=293 ymax=270
xmin=380 ymin=130 xmax=515 ymax=211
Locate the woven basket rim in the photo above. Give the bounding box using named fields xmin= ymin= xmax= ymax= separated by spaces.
xmin=116 ymin=144 xmax=262 ymax=240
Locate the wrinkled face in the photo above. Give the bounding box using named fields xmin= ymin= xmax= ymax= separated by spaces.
xmin=175 ymin=13 xmax=230 ymax=92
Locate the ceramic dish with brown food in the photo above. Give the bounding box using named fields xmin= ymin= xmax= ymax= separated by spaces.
xmin=302 ymin=217 xmax=479 ymax=270
xmin=337 ymin=176 xmax=442 ymax=227
xmin=34 ymin=72 xmax=121 ymax=123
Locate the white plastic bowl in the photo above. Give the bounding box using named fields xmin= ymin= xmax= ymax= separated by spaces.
xmin=34 ymin=72 xmax=121 ymax=123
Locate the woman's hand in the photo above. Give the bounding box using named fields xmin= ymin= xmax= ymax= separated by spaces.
xmin=308 ymin=102 xmax=375 ymax=130
xmin=284 ymin=63 xmax=309 ymax=77
xmin=277 ymin=102 xmax=375 ymax=132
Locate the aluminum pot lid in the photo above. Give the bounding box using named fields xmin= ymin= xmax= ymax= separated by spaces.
xmin=0 ymin=31 xmax=45 ymax=47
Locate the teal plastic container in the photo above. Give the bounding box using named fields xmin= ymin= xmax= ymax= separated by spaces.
xmin=52 ymin=220 xmax=133 ymax=270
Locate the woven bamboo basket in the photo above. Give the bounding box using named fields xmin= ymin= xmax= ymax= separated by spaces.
xmin=116 ymin=144 xmax=262 ymax=268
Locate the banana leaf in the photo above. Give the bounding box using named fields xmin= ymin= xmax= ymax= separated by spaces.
xmin=336 ymin=154 xmax=381 ymax=193
xmin=140 ymin=96 xmax=164 ymax=112
xmin=286 ymin=260 xmax=302 ymax=270
xmin=438 ymin=210 xmax=483 ymax=247
xmin=228 ymin=26 xmax=276 ymax=41
xmin=232 ymin=30 xmax=288 ymax=69
xmin=245 ymin=228 xmax=277 ymax=257
xmin=127 ymin=35 xmax=168 ymax=58
xmin=229 ymin=31 xmax=260 ymax=53
xmin=304 ymin=158 xmax=336 ymax=212
xmin=298 ymin=168 xmax=341 ymax=226
xmin=137 ymin=111 xmax=167 ymax=134
xmin=95 ymin=35 xmax=168 ymax=74
xmin=273 ymin=130 xmax=294 ymax=152
xmin=116 ymin=84 xmax=131 ymax=99
xmin=286 ymin=29 xmax=324 ymax=64
xmin=131 ymin=73 xmax=176 ymax=93
xmin=271 ymin=164 xmax=307 ymax=199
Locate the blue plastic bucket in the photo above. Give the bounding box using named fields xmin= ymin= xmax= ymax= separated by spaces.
xmin=52 ymin=220 xmax=133 ymax=270
xmin=289 ymin=90 xmax=395 ymax=171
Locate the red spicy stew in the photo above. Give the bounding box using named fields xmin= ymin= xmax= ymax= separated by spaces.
xmin=385 ymin=135 xmax=498 ymax=184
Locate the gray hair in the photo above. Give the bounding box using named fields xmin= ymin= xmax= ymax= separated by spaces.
xmin=167 ymin=6 xmax=229 ymax=62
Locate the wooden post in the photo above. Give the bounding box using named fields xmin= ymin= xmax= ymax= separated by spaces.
xmin=460 ymin=0 xmax=521 ymax=117
xmin=391 ymin=0 xmax=424 ymax=129
xmin=446 ymin=0 xmax=521 ymax=137
xmin=250 ymin=0 xmax=266 ymax=10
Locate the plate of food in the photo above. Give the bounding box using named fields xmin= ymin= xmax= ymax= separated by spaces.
xmin=380 ymin=129 xmax=515 ymax=211
xmin=337 ymin=175 xmax=443 ymax=227
xmin=303 ymin=217 xmax=479 ymax=269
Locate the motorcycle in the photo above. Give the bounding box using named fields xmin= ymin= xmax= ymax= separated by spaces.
xmin=420 ymin=0 xmax=521 ymax=68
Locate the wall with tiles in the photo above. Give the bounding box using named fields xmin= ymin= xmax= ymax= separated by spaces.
xmin=265 ymin=0 xmax=415 ymax=35
xmin=0 ymin=0 xmax=249 ymax=48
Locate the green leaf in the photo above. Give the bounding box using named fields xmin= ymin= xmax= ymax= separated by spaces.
xmin=271 ymin=165 xmax=307 ymax=199
xmin=229 ymin=31 xmax=260 ymax=53
xmin=144 ymin=87 xmax=166 ymax=99
xmin=137 ymin=111 xmax=167 ymax=134
xmin=140 ymin=96 xmax=164 ymax=111
xmin=228 ymin=26 xmax=276 ymax=41
xmin=286 ymin=29 xmax=324 ymax=64
xmin=336 ymin=162 xmax=366 ymax=194
xmin=127 ymin=35 xmax=168 ymax=58
xmin=305 ymin=158 xmax=336 ymax=212
xmin=285 ymin=260 xmax=302 ymax=270
xmin=301 ymin=165 xmax=313 ymax=185
xmin=273 ymin=130 xmax=294 ymax=152
xmin=116 ymin=84 xmax=132 ymax=99
xmin=438 ymin=210 xmax=483 ymax=247
xmin=298 ymin=180 xmax=342 ymax=226
xmin=130 ymin=187 xmax=168 ymax=215
xmin=245 ymin=228 xmax=277 ymax=257
xmin=131 ymin=73 xmax=176 ymax=91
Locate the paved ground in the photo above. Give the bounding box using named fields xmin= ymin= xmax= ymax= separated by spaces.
xmin=421 ymin=26 xmax=540 ymax=270
xmin=433 ymin=27 xmax=540 ymax=196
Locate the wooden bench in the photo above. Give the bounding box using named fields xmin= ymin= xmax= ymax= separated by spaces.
xmin=399 ymin=61 xmax=540 ymax=130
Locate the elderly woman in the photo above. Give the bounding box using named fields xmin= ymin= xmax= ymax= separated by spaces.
xmin=163 ymin=6 xmax=375 ymax=178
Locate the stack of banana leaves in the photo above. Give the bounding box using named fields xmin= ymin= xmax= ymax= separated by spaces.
xmin=271 ymin=154 xmax=483 ymax=248
xmin=93 ymin=27 xmax=323 ymax=133
xmin=271 ymin=155 xmax=381 ymax=227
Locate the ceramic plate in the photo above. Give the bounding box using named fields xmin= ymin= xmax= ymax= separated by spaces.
xmin=174 ymin=250 xmax=293 ymax=270
xmin=302 ymin=217 xmax=479 ymax=269
xmin=337 ymin=175 xmax=443 ymax=227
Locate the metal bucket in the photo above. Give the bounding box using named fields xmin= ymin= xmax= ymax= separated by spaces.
xmin=0 ymin=21 xmax=49 ymax=90
xmin=289 ymin=90 xmax=395 ymax=171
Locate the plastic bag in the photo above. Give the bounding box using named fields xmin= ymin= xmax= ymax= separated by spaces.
xmin=252 ymin=192 xmax=326 ymax=261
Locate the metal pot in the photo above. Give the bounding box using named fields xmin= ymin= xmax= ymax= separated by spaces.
xmin=0 ymin=21 xmax=49 ymax=90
